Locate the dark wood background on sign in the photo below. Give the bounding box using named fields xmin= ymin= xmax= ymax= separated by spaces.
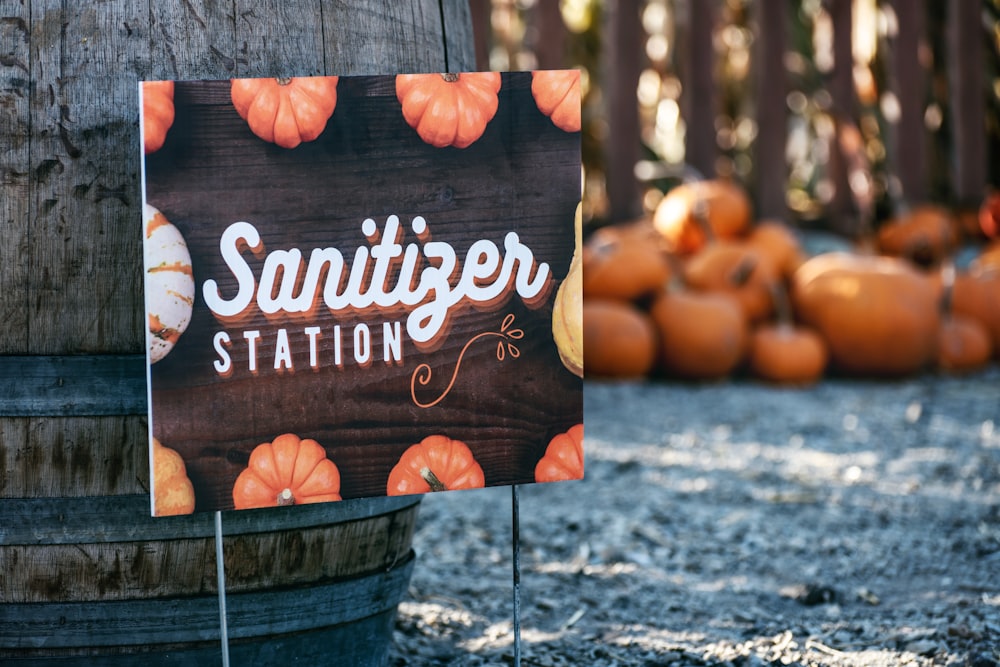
xmin=143 ymin=72 xmax=582 ymax=510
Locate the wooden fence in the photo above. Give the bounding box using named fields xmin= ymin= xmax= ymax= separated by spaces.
xmin=469 ymin=0 xmax=999 ymax=236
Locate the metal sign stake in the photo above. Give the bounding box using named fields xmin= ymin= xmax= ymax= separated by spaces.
xmin=512 ymin=484 xmax=522 ymax=667
xmin=215 ymin=510 xmax=231 ymax=667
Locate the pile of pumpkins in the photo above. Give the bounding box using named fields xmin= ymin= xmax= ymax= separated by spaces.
xmin=582 ymin=180 xmax=1000 ymax=384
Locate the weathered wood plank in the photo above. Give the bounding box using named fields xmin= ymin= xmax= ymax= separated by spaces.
xmin=822 ymin=0 xmax=859 ymax=234
xmin=531 ymin=0 xmax=568 ymax=70
xmin=234 ymin=0 xmax=325 ymax=77
xmin=0 ymin=416 xmax=28 ymax=496
xmin=148 ymin=1 xmax=238 ymax=80
xmin=0 ymin=611 xmax=399 ymax=665
xmin=27 ymin=1 xmax=147 ymax=354
xmin=825 ymin=0 xmax=854 ymax=114
xmin=886 ymin=0 xmax=928 ymax=204
xmin=680 ymin=0 xmax=718 ymax=179
xmin=321 ymin=1 xmax=472 ymax=75
xmin=0 ymin=554 xmax=412 ymax=648
xmin=604 ymin=0 xmax=643 ymax=221
xmin=226 ymin=558 xmax=411 ymax=638
xmin=0 ymin=493 xmax=419 ymax=544
xmin=947 ymin=0 xmax=986 ymax=206
xmin=3 ymin=415 xmax=148 ymax=497
xmin=468 ymin=0 xmax=492 ymax=70
xmin=752 ymin=0 xmax=788 ymax=220
xmin=0 ymin=355 xmax=145 ymax=416
xmin=2 ymin=504 xmax=416 ymax=602
xmin=0 ymin=4 xmax=30 ymax=354
xmin=440 ymin=0 xmax=476 ymax=71
xmin=0 ymin=361 xmax=143 ymax=499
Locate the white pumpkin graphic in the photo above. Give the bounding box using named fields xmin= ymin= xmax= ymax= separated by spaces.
xmin=144 ymin=203 xmax=194 ymax=363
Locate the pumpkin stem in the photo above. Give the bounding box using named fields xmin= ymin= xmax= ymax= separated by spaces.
xmin=767 ymin=279 xmax=794 ymax=329
xmin=275 ymin=77 xmax=292 ymax=86
xmin=938 ymin=258 xmax=956 ymax=317
xmin=276 ymin=488 xmax=295 ymax=506
xmin=728 ymin=255 xmax=757 ymax=287
xmin=419 ymin=466 xmax=448 ymax=492
xmin=441 ymin=73 xmax=461 ymax=83
xmin=901 ymin=234 xmax=937 ymax=268
xmin=662 ymin=252 xmax=688 ymax=293
xmin=690 ymin=182 xmax=716 ymax=244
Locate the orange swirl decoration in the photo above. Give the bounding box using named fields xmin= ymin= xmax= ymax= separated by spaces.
xmin=411 ymin=314 xmax=523 ymax=408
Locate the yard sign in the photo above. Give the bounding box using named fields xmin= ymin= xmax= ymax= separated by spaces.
xmin=140 ymin=72 xmax=583 ymax=515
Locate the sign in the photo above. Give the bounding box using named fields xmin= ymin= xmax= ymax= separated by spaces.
xmin=141 ymin=72 xmax=583 ymax=515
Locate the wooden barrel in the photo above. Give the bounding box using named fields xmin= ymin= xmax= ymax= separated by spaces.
xmin=0 ymin=2 xmax=474 ymax=664
xmin=0 ymin=494 xmax=419 ymax=664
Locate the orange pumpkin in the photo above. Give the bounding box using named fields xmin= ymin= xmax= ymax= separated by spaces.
xmin=748 ymin=278 xmax=828 ymax=384
xmin=649 ymin=287 xmax=748 ymax=380
xmin=535 ymin=424 xmax=584 ymax=483
xmin=749 ymin=324 xmax=828 ymax=384
xmin=979 ymin=191 xmax=1000 ymax=238
xmin=744 ymin=220 xmax=806 ymax=281
xmin=652 ymin=179 xmax=752 ymax=255
xmin=582 ymin=224 xmax=671 ymax=302
xmin=791 ymin=252 xmax=941 ymax=376
xmin=937 ymin=313 xmax=992 ymax=373
xmin=936 ymin=263 xmax=994 ymax=371
xmin=531 ymin=69 xmax=581 ymax=133
xmin=682 ymin=241 xmax=777 ymax=323
xmin=142 ymin=81 xmax=175 ymax=154
xmin=395 ymin=72 xmax=502 ymax=148
xmin=232 ymin=433 xmax=342 ymax=509
xmin=230 ymin=76 xmax=339 ymax=149
xmin=876 ymin=204 xmax=958 ymax=267
xmin=387 ymin=435 xmax=485 ymax=495
xmin=951 ymin=266 xmax=1000 ymax=357
xmin=582 ymin=299 xmax=659 ymax=378
xmin=152 ymin=437 xmax=195 ymax=516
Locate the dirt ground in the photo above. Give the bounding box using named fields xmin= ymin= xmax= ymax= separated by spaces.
xmin=389 ymin=367 xmax=1000 ymax=666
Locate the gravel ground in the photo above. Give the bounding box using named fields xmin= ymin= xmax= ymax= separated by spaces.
xmin=389 ymin=367 xmax=1000 ymax=667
